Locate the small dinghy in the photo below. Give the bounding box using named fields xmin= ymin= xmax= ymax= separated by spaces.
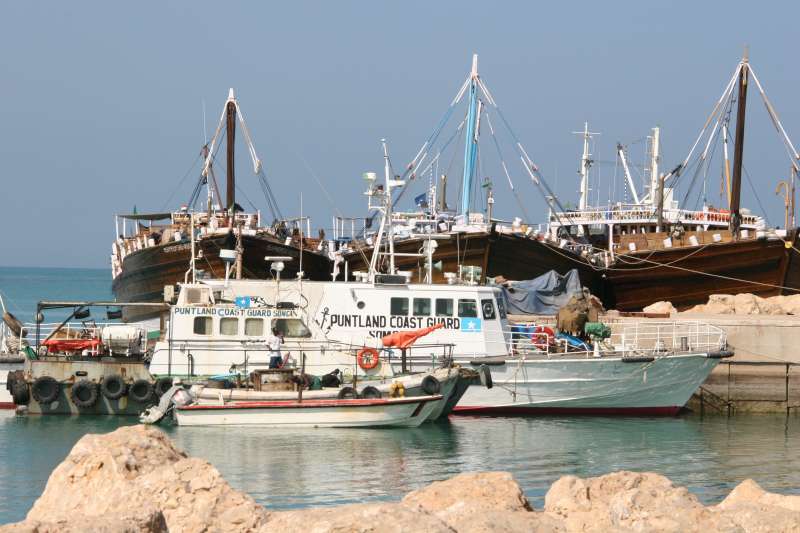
xmin=173 ymin=394 xmax=443 ymax=428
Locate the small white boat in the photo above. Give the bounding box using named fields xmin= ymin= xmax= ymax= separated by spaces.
xmin=174 ymin=394 xmax=443 ymax=427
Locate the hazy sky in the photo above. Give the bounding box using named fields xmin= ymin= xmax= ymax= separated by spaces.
xmin=1 ymin=1 xmax=798 ymax=269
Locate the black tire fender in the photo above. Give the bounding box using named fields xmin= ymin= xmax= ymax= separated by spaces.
xmin=70 ymin=379 xmax=99 ymax=408
xmin=129 ymin=379 xmax=154 ymax=403
xmin=32 ymin=376 xmax=60 ymax=404
xmin=421 ymin=375 xmax=441 ymax=395
xmin=11 ymin=381 xmax=30 ymax=405
xmin=360 ymin=385 xmax=381 ymax=399
xmin=101 ymin=374 xmax=127 ymax=400
xmin=337 ymin=386 xmax=357 ymax=399
xmin=154 ymin=377 xmax=174 ymax=397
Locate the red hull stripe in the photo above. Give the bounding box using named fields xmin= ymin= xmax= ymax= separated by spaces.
xmin=179 ymin=395 xmax=442 ymax=411
xmin=451 ymin=405 xmax=682 ymax=416
xmin=0 ymin=402 xmax=15 ymax=410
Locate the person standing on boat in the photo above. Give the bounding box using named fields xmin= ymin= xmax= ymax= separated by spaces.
xmin=267 ymin=327 xmax=284 ymax=368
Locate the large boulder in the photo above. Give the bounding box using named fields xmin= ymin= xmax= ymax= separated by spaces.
xmin=18 ymin=425 xmax=269 ymax=533
xmin=642 ymin=301 xmax=676 ymax=315
xmin=543 ymin=471 xmax=716 ymax=532
xmin=734 ymin=293 xmax=762 ymax=315
xmin=714 ymin=479 xmax=800 ymax=531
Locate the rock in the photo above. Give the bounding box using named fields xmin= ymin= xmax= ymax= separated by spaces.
xmin=260 ymin=503 xmax=454 ymax=533
xmin=0 ymin=509 xmax=168 ymax=532
xmin=543 ymin=471 xmax=715 ymax=532
xmin=705 ymin=294 xmax=736 ymax=314
xmin=21 ymin=425 xmax=269 ymax=533
xmin=734 ymin=293 xmax=762 ymax=315
xmin=401 ymin=472 xmax=543 ymax=532
xmin=642 ymin=301 xmax=676 ymax=315
xmin=780 ymin=294 xmax=800 ymax=315
xmin=714 ymin=479 xmax=800 ymax=531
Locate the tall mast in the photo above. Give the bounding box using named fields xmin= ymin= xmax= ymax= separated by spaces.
xmin=460 ymin=54 xmax=480 ymax=217
xmin=574 ymin=122 xmax=598 ymax=210
xmin=649 ymin=127 xmax=661 ymax=208
xmin=730 ymin=51 xmax=749 ymax=236
xmin=225 ymin=88 xmax=237 ymax=215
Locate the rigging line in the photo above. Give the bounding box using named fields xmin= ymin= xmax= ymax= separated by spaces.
xmin=159 ymin=151 xmax=204 ymax=211
xmin=748 ymin=66 xmax=800 ymax=169
xmin=484 ymin=110 xmax=531 ymax=222
xmin=742 ymin=164 xmax=772 ymax=227
xmin=293 ymin=151 xmax=371 ymax=268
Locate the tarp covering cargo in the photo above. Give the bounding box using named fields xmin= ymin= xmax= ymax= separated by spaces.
xmin=499 ymin=269 xmax=583 ymax=315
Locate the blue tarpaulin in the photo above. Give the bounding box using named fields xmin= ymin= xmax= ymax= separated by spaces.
xmin=499 ymin=269 xmax=583 ymax=316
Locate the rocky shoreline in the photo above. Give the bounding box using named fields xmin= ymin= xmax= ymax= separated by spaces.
xmin=3 ymin=425 xmax=799 ymax=532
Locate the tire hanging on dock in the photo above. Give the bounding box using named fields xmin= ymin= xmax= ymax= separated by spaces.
xmin=129 ymin=379 xmax=154 ymax=403
xmin=32 ymin=376 xmax=60 ymax=404
xmin=70 ymin=379 xmax=99 ymax=408
xmin=101 ymin=374 xmax=127 ymax=400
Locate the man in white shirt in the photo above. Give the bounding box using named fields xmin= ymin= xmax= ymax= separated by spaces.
xmin=268 ymin=327 xmax=284 ymax=368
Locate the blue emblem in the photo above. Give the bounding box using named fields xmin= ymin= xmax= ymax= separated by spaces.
xmin=235 ymin=296 xmax=251 ymax=309
xmin=460 ymin=317 xmax=482 ymax=333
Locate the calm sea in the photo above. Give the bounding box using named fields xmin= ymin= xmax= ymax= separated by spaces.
xmin=1 ymin=267 xmax=799 ymax=523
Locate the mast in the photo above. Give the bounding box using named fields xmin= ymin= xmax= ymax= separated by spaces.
xmin=730 ymin=52 xmax=749 ymax=237
xmin=225 ymin=88 xmax=237 ymax=216
xmin=575 ymin=122 xmax=597 ymax=211
xmin=460 ymin=54 xmax=480 ymax=217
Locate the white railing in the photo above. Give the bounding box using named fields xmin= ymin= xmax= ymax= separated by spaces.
xmin=503 ymin=320 xmax=726 ymax=359
xmin=551 ymin=206 xmax=761 ymax=228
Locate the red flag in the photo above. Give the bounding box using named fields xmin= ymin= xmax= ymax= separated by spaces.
xmin=382 ymin=323 xmax=444 ymax=349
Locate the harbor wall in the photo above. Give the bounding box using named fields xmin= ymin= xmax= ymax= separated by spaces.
xmin=678 ymin=314 xmax=800 ymax=414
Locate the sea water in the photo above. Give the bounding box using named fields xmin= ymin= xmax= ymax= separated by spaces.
xmin=2 ymin=267 xmax=800 ymax=523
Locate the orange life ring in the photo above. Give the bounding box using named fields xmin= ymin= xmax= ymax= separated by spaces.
xmin=357 ymin=347 xmax=380 ymax=370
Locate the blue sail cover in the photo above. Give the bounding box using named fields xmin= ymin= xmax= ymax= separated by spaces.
xmin=500 ymin=269 xmax=583 ymax=315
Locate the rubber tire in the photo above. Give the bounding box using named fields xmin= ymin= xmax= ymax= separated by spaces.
xmin=101 ymin=374 xmax=127 ymax=400
xmin=421 ymin=375 xmax=441 ymax=395
xmin=360 ymin=385 xmax=381 ymax=399
xmin=129 ymin=379 xmax=154 ymax=403
xmin=337 ymin=386 xmax=358 ymax=399
xmin=11 ymin=382 xmax=30 ymax=405
xmin=71 ymin=380 xmax=99 ymax=408
xmin=32 ymin=376 xmax=60 ymax=404
xmin=154 ymin=377 xmax=173 ymax=397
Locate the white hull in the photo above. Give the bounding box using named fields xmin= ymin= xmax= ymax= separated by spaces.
xmin=175 ymin=395 xmax=443 ymax=427
xmin=453 ymin=353 xmax=720 ymax=415
xmin=192 ymin=366 xmax=466 ymax=420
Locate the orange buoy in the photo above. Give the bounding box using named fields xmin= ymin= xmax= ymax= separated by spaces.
xmin=357 ymin=347 xmax=380 ymax=370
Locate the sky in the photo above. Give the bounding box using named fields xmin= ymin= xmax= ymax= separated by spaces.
xmin=1 ymin=1 xmax=798 ymax=269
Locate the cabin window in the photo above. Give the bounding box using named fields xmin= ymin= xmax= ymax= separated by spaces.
xmin=219 ymin=317 xmax=239 ymax=336
xmin=481 ymin=299 xmax=496 ymax=320
xmin=413 ymin=298 xmax=431 ymax=316
xmin=390 ymin=297 xmax=409 ymax=315
xmin=245 ymin=318 xmax=264 ymax=336
xmin=193 ymin=316 xmax=212 ymax=335
xmin=436 ymin=299 xmax=453 ymax=317
xmin=458 ymin=299 xmax=478 ymax=318
xmin=273 ymin=318 xmax=312 ymax=338
xmin=496 ymin=296 xmax=507 ymax=319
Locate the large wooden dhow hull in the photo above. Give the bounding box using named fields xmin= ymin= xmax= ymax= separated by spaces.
xmin=112 ymin=233 xmax=332 ymax=322
xmin=604 ymin=231 xmax=800 ymax=311
xmin=342 ymin=231 xmax=605 ymax=296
